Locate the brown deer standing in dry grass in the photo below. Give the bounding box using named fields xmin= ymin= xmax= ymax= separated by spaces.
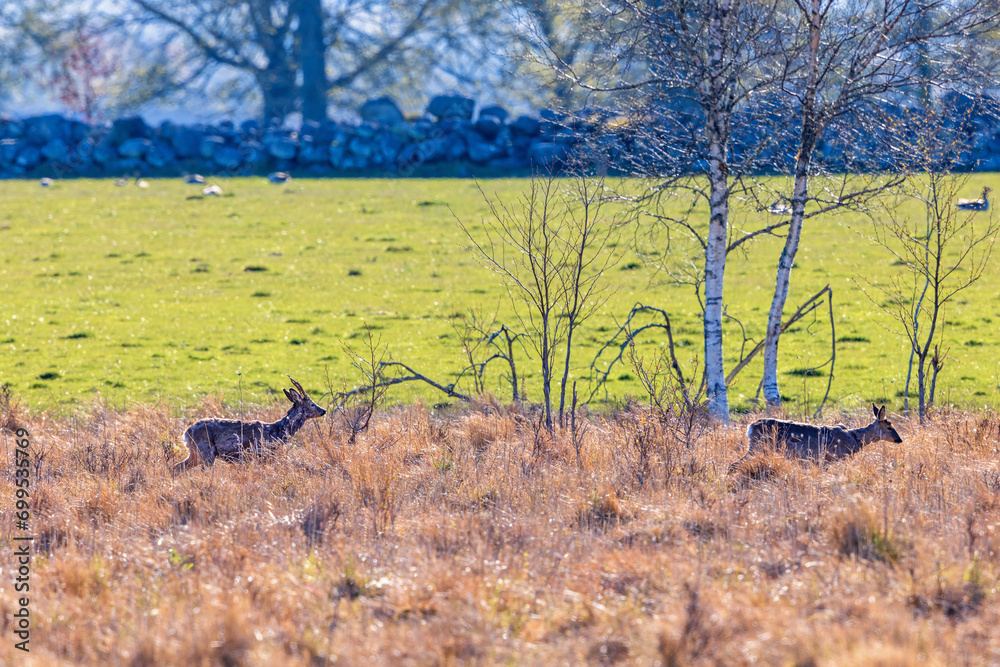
xmin=730 ymin=404 xmax=902 ymax=472
xmin=173 ymin=376 xmax=326 ymax=472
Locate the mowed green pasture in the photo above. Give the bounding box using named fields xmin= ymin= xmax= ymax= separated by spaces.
xmin=1 ymin=176 xmax=999 ymax=414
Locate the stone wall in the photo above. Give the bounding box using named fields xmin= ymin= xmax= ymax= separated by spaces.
xmin=2 ymin=92 xmax=998 ymax=179
xmin=0 ymin=96 xmax=594 ymax=179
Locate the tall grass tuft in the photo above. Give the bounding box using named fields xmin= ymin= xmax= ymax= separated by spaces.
xmin=1 ymin=399 xmax=999 ymax=663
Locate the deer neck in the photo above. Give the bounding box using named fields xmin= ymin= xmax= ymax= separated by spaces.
xmin=265 ymin=406 xmax=306 ymax=442
xmin=847 ymin=423 xmax=879 ymax=449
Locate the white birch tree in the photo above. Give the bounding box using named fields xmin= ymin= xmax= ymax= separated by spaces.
xmin=545 ymin=0 xmax=789 ymax=421
xmin=759 ymin=0 xmax=1000 ymax=408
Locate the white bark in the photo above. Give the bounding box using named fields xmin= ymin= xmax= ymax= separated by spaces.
xmin=704 ymin=157 xmax=730 ymax=421
xmin=762 ymin=0 xmax=822 ymax=408
xmin=761 ymin=167 xmax=808 ymax=406
xmin=703 ymin=1 xmax=732 ymax=422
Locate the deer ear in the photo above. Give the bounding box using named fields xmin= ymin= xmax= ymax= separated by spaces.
xmin=877 ymin=405 xmax=886 ymax=421
xmin=872 ymin=403 xmax=878 ymax=418
xmin=284 ymin=388 xmax=297 ymax=403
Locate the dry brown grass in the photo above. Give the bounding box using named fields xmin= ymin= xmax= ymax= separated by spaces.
xmin=2 ymin=399 xmax=999 ymax=665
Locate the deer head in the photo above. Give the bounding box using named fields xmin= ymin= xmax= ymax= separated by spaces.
xmin=871 ymin=404 xmax=903 ymax=443
xmin=285 ymin=376 xmax=327 ymax=419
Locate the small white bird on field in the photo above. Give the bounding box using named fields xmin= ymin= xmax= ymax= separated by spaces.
xmin=184 ymin=173 xmax=205 ymax=185
xmin=267 ymin=171 xmax=290 ymax=184
xmin=40 ymin=177 xmax=54 ymax=187
xmin=202 ymin=184 xmax=223 ymax=196
xmin=135 ymin=177 xmax=150 ymax=188
xmin=766 ymin=201 xmax=791 ymax=215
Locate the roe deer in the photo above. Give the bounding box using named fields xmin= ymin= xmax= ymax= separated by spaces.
xmin=174 ymin=376 xmax=326 ymax=472
xmin=731 ymin=404 xmax=902 ymax=471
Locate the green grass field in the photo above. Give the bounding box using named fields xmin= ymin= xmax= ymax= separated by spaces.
xmin=2 ymin=176 xmax=998 ymax=414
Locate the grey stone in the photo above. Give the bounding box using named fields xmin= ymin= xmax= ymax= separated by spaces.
xmin=23 ymin=114 xmax=67 ymax=146
xmin=240 ymin=140 xmax=268 ymax=165
xmin=212 ymin=146 xmax=242 ymax=170
xmin=76 ymin=138 xmax=96 ymax=160
xmin=331 ymin=128 xmax=352 ymax=145
xmin=92 ymin=140 xmax=117 ymax=164
xmin=419 ymin=138 xmax=447 ymax=162
xmin=171 ymin=127 xmax=202 ymax=158
xmin=0 ymin=139 xmax=18 ymax=165
xmin=240 ymin=119 xmax=260 ymax=136
xmin=157 ymin=121 xmax=177 ymax=141
xmin=378 ymin=134 xmax=402 ymax=162
xmin=343 ymin=154 xmax=370 ymax=170
xmin=360 ymin=97 xmax=405 ymax=125
xmin=348 ymin=136 xmax=374 ymax=158
xmin=146 ymin=142 xmax=176 ymax=168
xmin=445 ymin=134 xmax=467 ymax=161
xmin=404 ymin=120 xmax=434 ymax=142
xmin=298 ymin=136 xmax=328 ymax=163
xmin=468 ymin=139 xmax=502 ymax=164
xmin=427 ymin=95 xmax=475 ymax=120
xmin=395 ymin=143 xmax=422 ymax=169
xmin=106 ymin=158 xmax=144 ymax=174
xmin=486 ymin=156 xmax=528 ymax=170
xmin=300 ymin=119 xmax=322 ymax=138
xmin=474 ymin=115 xmax=503 ymax=141
xmin=478 ymin=105 xmax=509 ymax=123
xmin=329 ymin=142 xmax=347 ymax=168
xmin=528 ymin=142 xmax=567 ymax=168
xmin=109 ymin=116 xmax=151 ymax=145
xmin=510 ymin=115 xmax=541 ymax=137
xmin=438 ymin=117 xmax=474 ymax=134
xmin=5 ymin=120 xmax=24 ymax=138
xmin=70 ymin=121 xmax=90 ymax=143
xmin=41 ymin=139 xmax=70 ymax=163
xmin=199 ymin=135 xmax=225 ymax=159
xmin=119 ymin=138 xmax=153 ymax=158
xmin=16 ymin=145 xmax=41 ymax=168
xmin=265 ymin=135 xmax=297 ymax=160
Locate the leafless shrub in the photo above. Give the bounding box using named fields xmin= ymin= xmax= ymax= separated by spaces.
xmin=459 ymin=167 xmax=620 ymax=430
xmin=333 ymin=324 xmax=390 ymax=444
xmin=857 ymin=111 xmax=999 ymax=421
xmin=453 ymin=307 xmax=527 ymax=402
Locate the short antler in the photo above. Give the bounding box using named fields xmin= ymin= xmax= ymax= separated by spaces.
xmin=287 ymin=375 xmax=306 ymax=397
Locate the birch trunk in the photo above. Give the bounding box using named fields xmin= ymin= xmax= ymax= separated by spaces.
xmin=761 ymin=0 xmax=822 ymax=408
xmin=761 ymin=159 xmax=809 ymax=406
xmin=702 ymin=1 xmax=732 ymax=422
